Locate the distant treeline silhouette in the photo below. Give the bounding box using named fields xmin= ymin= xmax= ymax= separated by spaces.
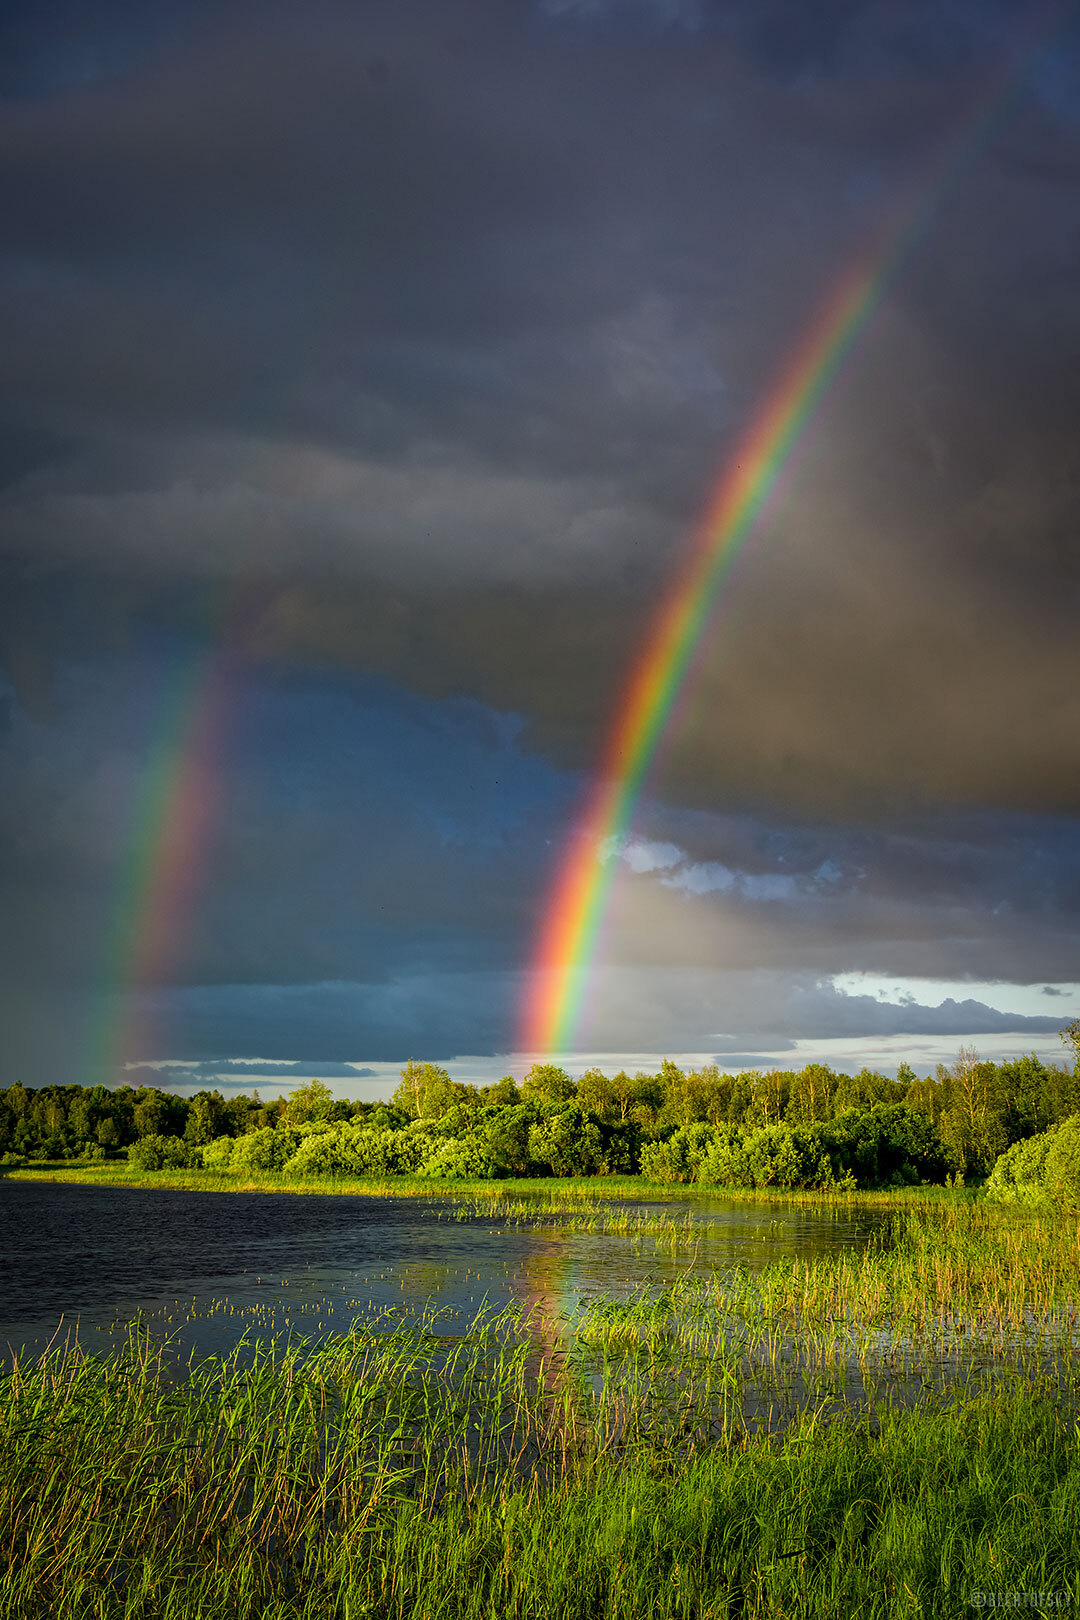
xmin=2 ymin=1024 xmax=1078 ymax=1191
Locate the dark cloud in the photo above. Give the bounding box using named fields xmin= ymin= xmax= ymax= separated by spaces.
xmin=0 ymin=0 xmax=1075 ymax=816
xmin=120 ymin=1059 xmax=378 ymax=1090
xmin=0 ymin=0 xmax=1077 ymax=1074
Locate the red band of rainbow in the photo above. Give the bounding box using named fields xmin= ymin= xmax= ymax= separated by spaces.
xmin=519 ymin=8 xmax=1067 ymax=1058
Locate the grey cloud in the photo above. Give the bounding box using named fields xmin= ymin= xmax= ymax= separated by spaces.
xmin=155 ymin=1059 xmax=379 ymax=1079
xmin=580 ymin=964 xmax=1069 ymax=1052
xmin=0 ymin=436 xmax=674 ymax=589
xmin=593 ymin=802 xmax=1080 ymax=986
xmin=0 ymin=0 xmax=1078 ymax=1078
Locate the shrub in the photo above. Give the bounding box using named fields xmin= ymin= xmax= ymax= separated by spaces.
xmin=128 ymin=1134 xmax=201 ymax=1171
xmin=527 ymin=1106 xmax=604 ymax=1176
xmin=231 ymin=1128 xmax=300 ymax=1172
xmin=746 ymin=1125 xmax=832 ymax=1188
xmin=696 ymin=1133 xmax=752 ymax=1188
xmin=641 ymin=1124 xmax=720 ymax=1184
xmin=279 ymin=1123 xmax=439 ymax=1176
xmin=201 ymin=1135 xmax=235 ymax=1170
xmin=478 ymin=1105 xmax=534 ymax=1176
xmin=697 ymin=1125 xmax=836 ymax=1190
xmin=282 ymin=1130 xmax=352 ymax=1177
xmin=417 ymin=1135 xmax=498 ymax=1180
xmin=598 ymin=1121 xmax=639 ymax=1175
xmin=816 ymin=1106 xmax=949 ymax=1188
xmin=986 ymin=1115 xmax=1080 ymax=1209
xmin=1042 ymin=1115 xmax=1080 ymax=1209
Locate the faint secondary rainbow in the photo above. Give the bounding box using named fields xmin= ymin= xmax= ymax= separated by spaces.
xmin=520 ymin=9 xmax=1068 ymax=1058
xmin=88 ymin=626 xmax=240 ymax=1086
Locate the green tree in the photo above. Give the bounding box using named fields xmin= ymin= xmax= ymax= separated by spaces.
xmin=184 ymin=1090 xmax=228 ymax=1145
xmin=391 ymin=1061 xmax=458 ymax=1121
xmin=527 ymin=1105 xmax=603 ymax=1176
xmin=904 ymin=1074 xmax=944 ymax=1123
xmin=661 ymin=1064 xmax=713 ymax=1127
xmin=625 ymin=1072 xmax=664 ymax=1128
xmin=787 ymin=1064 xmax=835 ymax=1125
xmin=996 ymin=1055 xmax=1057 ymax=1142
xmin=280 ymin=1078 xmax=335 ymax=1126
xmin=479 ymin=1075 xmax=520 ymax=1107
xmin=69 ymin=1097 xmax=93 ymax=1141
xmin=520 ymin=1064 xmax=576 ymax=1105
xmin=95 ymin=1118 xmax=119 ymax=1151
xmin=224 ymin=1093 xmax=258 ymax=1136
xmin=743 ymin=1070 xmax=791 ymax=1129
xmin=577 ymin=1069 xmax=618 ymax=1121
xmin=834 ymin=1069 xmax=905 ymax=1113
xmin=479 ymin=1105 xmax=533 ymax=1175
xmin=939 ymin=1047 xmax=1007 ymax=1177
xmin=133 ymin=1091 xmax=171 ymax=1138
xmin=1062 ymin=1020 xmax=1080 ymax=1070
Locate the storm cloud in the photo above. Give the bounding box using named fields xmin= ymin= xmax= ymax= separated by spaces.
xmin=0 ymin=0 xmax=1077 ymax=1081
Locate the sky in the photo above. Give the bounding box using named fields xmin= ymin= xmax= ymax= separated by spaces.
xmin=0 ymin=0 xmax=1078 ymax=1094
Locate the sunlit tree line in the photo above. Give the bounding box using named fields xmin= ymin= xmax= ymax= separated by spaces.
xmin=2 ymin=1022 xmax=1077 ymax=1189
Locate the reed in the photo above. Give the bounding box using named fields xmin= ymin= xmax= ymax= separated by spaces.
xmin=3 ymin=1200 xmax=1078 ymax=1617
xmin=4 ymin=1162 xmax=973 ymax=1206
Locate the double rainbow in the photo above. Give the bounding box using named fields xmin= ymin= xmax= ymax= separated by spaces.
xmin=519 ymin=11 xmax=1065 ymax=1058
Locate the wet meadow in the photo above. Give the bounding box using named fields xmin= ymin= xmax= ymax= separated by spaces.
xmin=2 ymin=1176 xmax=1079 ymax=1617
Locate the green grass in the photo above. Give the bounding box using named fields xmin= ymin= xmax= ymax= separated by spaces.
xmin=4 ymin=1162 xmax=649 ymax=1199
xmin=3 ymin=1201 xmax=1080 ymax=1617
xmin=3 ymin=1160 xmax=976 ymax=1207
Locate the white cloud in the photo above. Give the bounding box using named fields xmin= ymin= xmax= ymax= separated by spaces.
xmin=605 ymin=835 xmax=840 ymax=904
xmin=618 ymin=838 xmax=685 ymax=874
xmin=615 ymin=840 xmax=807 ymax=903
xmin=662 ymin=859 xmax=735 ymax=895
xmin=737 ymin=872 xmax=800 ymax=902
xmin=831 ymin=974 xmax=1080 ymax=1022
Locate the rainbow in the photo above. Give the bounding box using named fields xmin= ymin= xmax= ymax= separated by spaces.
xmin=519 ymin=11 xmax=1066 ymax=1058
xmin=89 ymin=623 xmax=241 ymax=1087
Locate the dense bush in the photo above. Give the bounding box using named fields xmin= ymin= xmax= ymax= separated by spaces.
xmin=416 ymin=1135 xmax=499 ymax=1180
xmin=527 ymin=1105 xmax=604 ymax=1177
xmin=819 ymin=1106 xmax=952 ymax=1188
xmin=640 ymin=1123 xmax=720 ymax=1184
xmin=201 ymin=1135 xmax=236 ymax=1169
xmin=232 ymin=1128 xmax=301 ymax=1172
xmin=986 ymin=1114 xmax=1080 ymax=1210
xmin=638 ymin=1107 xmax=947 ymax=1191
xmin=128 ymin=1134 xmax=202 ymax=1171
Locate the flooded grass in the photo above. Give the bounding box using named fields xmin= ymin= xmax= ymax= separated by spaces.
xmin=4 ymin=1161 xmax=975 ymax=1207
xmin=3 ymin=1199 xmax=1080 ymax=1616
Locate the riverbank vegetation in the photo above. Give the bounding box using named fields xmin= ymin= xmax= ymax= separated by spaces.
xmin=3 ymin=1024 xmax=1078 ymax=1194
xmin=3 ymin=1198 xmax=1078 ymax=1618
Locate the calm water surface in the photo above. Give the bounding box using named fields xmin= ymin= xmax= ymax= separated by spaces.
xmin=0 ymin=1179 xmax=888 ymax=1363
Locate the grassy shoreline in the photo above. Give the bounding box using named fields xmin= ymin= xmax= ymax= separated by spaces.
xmin=2 ymin=1160 xmax=978 ymax=1206
xmin=2 ymin=1199 xmax=1078 ymax=1618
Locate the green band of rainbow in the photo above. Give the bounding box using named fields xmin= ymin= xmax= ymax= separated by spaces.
xmin=87 ymin=631 xmax=236 ymax=1086
xmin=519 ymin=9 xmax=1067 ymax=1057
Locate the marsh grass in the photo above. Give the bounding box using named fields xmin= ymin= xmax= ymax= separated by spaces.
xmin=4 ymin=1162 xmax=975 ymax=1207
xmin=4 ymin=1199 xmax=1080 ymax=1617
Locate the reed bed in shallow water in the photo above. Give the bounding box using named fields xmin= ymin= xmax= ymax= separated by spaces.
xmin=3 ymin=1202 xmax=1080 ymax=1618
xmin=7 ymin=1163 xmax=974 ymax=1206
